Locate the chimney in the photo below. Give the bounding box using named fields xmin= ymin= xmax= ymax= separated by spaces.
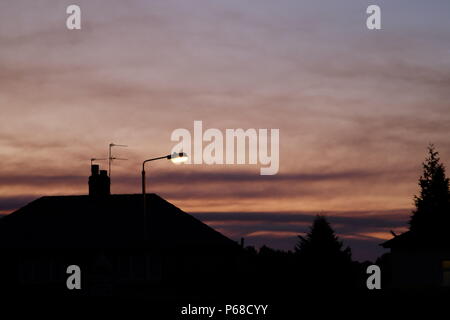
xmin=91 ymin=164 xmax=100 ymax=176
xmin=89 ymin=165 xmax=111 ymax=197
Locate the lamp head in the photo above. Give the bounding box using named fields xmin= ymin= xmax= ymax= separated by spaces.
xmin=169 ymin=152 xmax=188 ymax=164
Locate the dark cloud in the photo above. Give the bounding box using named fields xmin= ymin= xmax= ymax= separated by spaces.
xmin=0 ymin=132 xmax=68 ymax=150
xmin=191 ymin=210 xmax=410 ymax=237
xmin=0 ymin=195 xmax=38 ymax=211
xmin=0 ymin=168 xmax=403 ymax=187
xmin=191 ymin=210 xmax=409 ymax=227
xmin=190 ymin=209 xmax=410 ymax=261
xmin=0 ymin=168 xmax=415 ymax=205
xmin=0 ymin=174 xmax=86 ymax=186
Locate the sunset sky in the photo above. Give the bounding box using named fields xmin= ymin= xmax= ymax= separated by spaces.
xmin=1 ymin=0 xmax=450 ymax=260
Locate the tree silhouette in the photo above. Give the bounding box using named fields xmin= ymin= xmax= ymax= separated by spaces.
xmin=295 ymin=215 xmax=354 ymax=287
xmin=296 ymin=215 xmax=351 ymax=262
xmin=409 ymin=144 xmax=450 ymax=236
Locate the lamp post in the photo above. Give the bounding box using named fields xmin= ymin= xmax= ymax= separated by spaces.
xmin=141 ymin=152 xmax=188 ymax=239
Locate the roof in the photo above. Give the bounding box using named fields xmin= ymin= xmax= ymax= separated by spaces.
xmin=381 ymin=230 xmax=450 ymax=250
xmin=380 ymin=231 xmax=415 ymax=249
xmin=0 ymin=194 xmax=239 ymax=251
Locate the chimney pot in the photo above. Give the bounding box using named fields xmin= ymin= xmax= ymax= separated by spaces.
xmin=91 ymin=164 xmax=100 ymax=175
xmin=89 ymin=165 xmax=110 ymax=197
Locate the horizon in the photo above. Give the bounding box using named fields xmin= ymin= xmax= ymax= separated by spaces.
xmin=0 ymin=185 xmax=416 ymax=261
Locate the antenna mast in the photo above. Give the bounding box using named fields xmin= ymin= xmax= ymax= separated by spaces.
xmin=108 ymin=143 xmax=128 ymax=179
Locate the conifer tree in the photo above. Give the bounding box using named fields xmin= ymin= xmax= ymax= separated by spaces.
xmin=409 ymin=145 xmax=450 ymax=235
xmin=295 ymin=215 xmax=351 ymax=264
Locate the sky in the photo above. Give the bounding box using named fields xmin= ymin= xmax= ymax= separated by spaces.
xmin=1 ymin=0 xmax=450 ymax=261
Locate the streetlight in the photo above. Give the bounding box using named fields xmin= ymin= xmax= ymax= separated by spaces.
xmin=141 ymin=152 xmax=188 ymax=239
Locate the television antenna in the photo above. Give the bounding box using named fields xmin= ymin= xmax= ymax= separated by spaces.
xmin=90 ymin=158 xmax=107 ymax=166
xmin=108 ymin=143 xmax=128 ymax=179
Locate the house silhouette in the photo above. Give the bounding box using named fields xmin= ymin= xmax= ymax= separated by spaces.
xmin=0 ymin=165 xmax=241 ymax=297
xmin=381 ymin=231 xmax=450 ymax=288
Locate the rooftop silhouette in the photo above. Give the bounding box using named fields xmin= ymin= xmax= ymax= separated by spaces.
xmin=0 ymin=164 xmax=241 ymax=299
xmin=0 ymin=193 xmax=238 ymax=251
